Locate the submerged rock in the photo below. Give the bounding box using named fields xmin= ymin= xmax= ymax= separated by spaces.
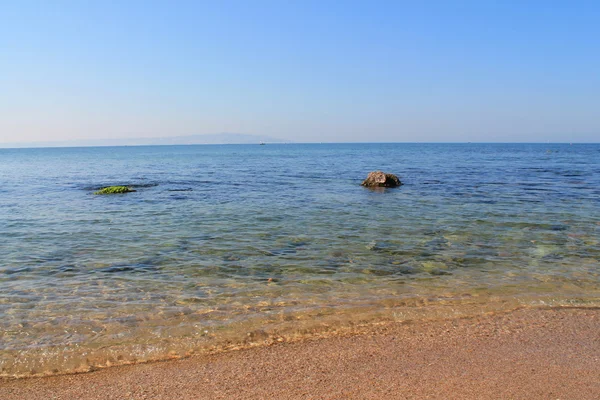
xmin=421 ymin=261 xmax=452 ymax=275
xmin=361 ymin=171 xmax=402 ymax=188
xmin=94 ymin=186 xmax=136 ymax=195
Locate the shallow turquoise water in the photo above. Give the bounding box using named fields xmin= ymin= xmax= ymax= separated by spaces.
xmin=1 ymin=143 xmax=599 ymax=376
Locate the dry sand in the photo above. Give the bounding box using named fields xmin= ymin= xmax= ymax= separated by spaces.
xmin=1 ymin=307 xmax=599 ymax=399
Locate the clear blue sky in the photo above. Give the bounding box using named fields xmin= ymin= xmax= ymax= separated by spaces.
xmin=1 ymin=0 xmax=599 ymax=143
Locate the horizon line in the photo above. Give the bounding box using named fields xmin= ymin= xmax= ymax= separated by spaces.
xmin=0 ymin=141 xmax=597 ymax=150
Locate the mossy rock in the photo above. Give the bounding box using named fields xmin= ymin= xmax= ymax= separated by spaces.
xmin=94 ymin=186 xmax=136 ymax=195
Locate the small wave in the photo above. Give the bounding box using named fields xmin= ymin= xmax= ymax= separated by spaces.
xmin=98 ymin=263 xmax=160 ymax=274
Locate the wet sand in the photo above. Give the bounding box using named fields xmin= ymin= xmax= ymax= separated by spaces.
xmin=1 ymin=307 xmax=599 ymax=399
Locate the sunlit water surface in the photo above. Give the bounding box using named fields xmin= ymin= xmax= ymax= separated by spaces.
xmin=1 ymin=143 xmax=599 ymax=377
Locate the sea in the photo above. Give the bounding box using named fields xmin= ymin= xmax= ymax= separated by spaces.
xmin=1 ymin=143 xmax=599 ymax=377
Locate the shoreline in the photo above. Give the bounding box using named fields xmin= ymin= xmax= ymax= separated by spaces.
xmin=2 ymin=306 xmax=599 ymax=399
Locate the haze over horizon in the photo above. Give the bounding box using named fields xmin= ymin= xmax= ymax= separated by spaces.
xmin=2 ymin=1 xmax=599 ymax=144
xmin=1 ymin=132 xmax=598 ymax=149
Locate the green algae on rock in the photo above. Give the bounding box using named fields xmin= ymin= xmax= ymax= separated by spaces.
xmin=94 ymin=186 xmax=136 ymax=195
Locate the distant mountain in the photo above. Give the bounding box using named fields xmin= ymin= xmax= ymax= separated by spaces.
xmin=0 ymin=133 xmax=289 ymax=148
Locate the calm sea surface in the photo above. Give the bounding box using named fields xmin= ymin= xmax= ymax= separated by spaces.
xmin=1 ymin=143 xmax=599 ymax=377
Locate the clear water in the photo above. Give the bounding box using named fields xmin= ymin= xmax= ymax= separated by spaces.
xmin=1 ymin=143 xmax=599 ymax=377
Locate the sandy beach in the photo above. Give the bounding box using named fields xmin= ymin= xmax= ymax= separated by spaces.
xmin=1 ymin=306 xmax=598 ymax=399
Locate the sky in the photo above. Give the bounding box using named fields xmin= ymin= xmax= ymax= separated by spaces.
xmin=1 ymin=0 xmax=599 ymax=144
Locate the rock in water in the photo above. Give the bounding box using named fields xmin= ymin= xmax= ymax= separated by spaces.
xmin=361 ymin=171 xmax=402 ymax=188
xmin=94 ymin=186 xmax=136 ymax=195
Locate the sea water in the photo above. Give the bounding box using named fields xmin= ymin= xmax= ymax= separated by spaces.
xmin=1 ymin=143 xmax=599 ymax=377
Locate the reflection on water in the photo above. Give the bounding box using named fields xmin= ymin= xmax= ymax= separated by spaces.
xmin=1 ymin=143 xmax=599 ymax=377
